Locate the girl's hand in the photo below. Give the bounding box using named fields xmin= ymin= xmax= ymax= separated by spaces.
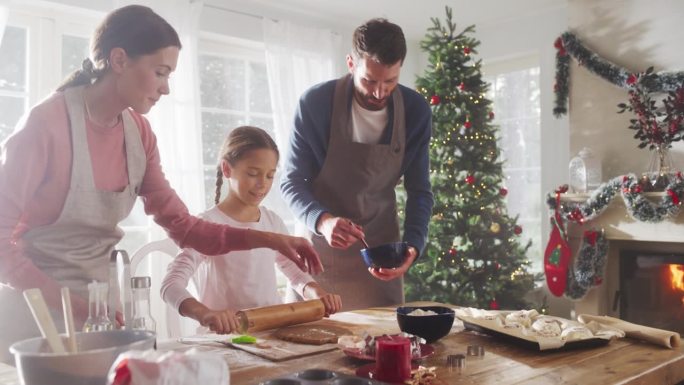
xmin=303 ymin=282 xmax=342 ymax=316
xmin=179 ymin=298 xmax=241 ymax=334
xmin=199 ymin=309 xmax=241 ymax=334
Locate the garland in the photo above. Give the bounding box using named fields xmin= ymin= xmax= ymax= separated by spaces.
xmin=546 ymin=173 xmax=684 ymax=224
xmin=553 ymin=31 xmax=684 ymax=117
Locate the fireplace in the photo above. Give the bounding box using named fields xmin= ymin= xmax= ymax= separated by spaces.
xmin=619 ymin=250 xmax=684 ymax=334
xmin=560 ymin=192 xmax=684 ymax=334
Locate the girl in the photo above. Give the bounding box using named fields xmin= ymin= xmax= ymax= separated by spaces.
xmin=162 ymin=126 xmax=341 ymax=334
xmin=0 ymin=5 xmax=321 ymax=361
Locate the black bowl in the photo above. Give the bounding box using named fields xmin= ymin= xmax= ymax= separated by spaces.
xmin=396 ymin=306 xmax=455 ymax=343
xmin=360 ymin=242 xmax=408 ymax=269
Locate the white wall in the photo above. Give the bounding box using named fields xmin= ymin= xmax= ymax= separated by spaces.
xmin=568 ymin=0 xmax=684 ymax=178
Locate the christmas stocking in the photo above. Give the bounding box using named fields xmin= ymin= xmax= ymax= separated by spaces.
xmin=544 ymin=215 xmax=571 ymax=297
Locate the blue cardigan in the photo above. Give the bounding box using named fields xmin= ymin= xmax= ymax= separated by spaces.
xmin=280 ymin=79 xmax=434 ymax=255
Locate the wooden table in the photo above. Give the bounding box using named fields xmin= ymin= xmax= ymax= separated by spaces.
xmin=1 ymin=302 xmax=683 ymax=384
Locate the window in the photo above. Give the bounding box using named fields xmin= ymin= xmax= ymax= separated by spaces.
xmin=0 ymin=25 xmax=27 ymax=142
xmin=485 ymin=60 xmax=542 ymax=272
xmin=0 ymin=6 xmax=97 ymax=144
xmin=198 ymin=37 xmax=293 ymax=225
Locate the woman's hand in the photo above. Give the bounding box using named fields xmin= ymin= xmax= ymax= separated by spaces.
xmin=248 ymin=230 xmax=324 ymax=275
xmin=179 ymin=298 xmax=241 ymax=334
xmin=303 ymin=282 xmax=342 ymax=316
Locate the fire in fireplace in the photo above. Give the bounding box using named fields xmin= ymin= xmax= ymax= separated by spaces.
xmin=619 ymin=251 xmax=684 ymax=334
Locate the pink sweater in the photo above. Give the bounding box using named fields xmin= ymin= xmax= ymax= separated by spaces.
xmin=0 ymin=92 xmax=249 ymax=315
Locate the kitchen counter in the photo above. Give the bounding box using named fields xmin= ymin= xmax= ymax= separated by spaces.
xmin=1 ymin=301 xmax=683 ymax=384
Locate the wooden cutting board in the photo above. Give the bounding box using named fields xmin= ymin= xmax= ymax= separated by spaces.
xmin=181 ymin=319 xmax=365 ymax=362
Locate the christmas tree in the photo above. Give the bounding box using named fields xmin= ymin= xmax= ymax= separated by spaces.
xmin=404 ymin=7 xmax=536 ymax=310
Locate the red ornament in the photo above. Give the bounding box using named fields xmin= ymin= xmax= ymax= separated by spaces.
xmin=465 ymin=175 xmax=475 ymax=185
xmin=463 ymin=47 xmax=471 ymax=54
xmin=667 ymin=189 xmax=680 ymax=205
xmin=553 ymin=37 xmax=563 ymax=50
xmin=514 ymin=225 xmax=523 ymax=235
xmin=489 ymin=300 xmax=499 ymax=310
xmin=626 ymin=73 xmax=638 ymax=85
xmin=459 ymin=82 xmax=466 ymax=91
xmin=448 ymin=248 xmax=457 ymax=256
xmin=488 ymin=111 xmax=495 ymax=120
xmin=677 ymin=171 xmax=683 ymax=180
xmin=430 ymin=95 xmax=441 ymax=105
xmin=464 ymin=121 xmax=472 ymax=129
xmin=499 ymin=187 xmax=508 ymax=196
xmin=633 ymin=185 xmax=642 ymax=194
xmin=495 ymin=262 xmax=501 ymax=270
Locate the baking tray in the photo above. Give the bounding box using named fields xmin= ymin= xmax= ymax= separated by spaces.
xmin=461 ymin=319 xmax=611 ymax=352
xmin=259 ymin=368 xmax=387 ymax=385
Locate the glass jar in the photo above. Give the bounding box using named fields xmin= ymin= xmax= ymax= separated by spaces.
xmin=83 ymin=281 xmax=114 ymax=332
xmin=130 ymin=276 xmax=156 ymax=333
xmin=569 ymin=147 xmax=601 ymax=193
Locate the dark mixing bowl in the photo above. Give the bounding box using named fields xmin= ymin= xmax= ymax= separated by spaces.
xmin=396 ymin=306 xmax=455 ymax=343
xmin=360 ymin=241 xmax=408 ymax=268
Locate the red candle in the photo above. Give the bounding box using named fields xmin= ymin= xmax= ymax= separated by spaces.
xmin=375 ymin=336 xmax=411 ymax=382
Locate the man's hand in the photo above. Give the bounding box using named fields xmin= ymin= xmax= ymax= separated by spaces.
xmin=369 ymin=246 xmax=418 ymax=281
xmin=317 ymin=213 xmax=365 ymax=249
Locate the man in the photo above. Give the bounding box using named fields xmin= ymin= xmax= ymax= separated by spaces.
xmin=280 ymin=18 xmax=433 ymax=310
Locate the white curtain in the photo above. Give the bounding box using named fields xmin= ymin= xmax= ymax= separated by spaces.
xmin=0 ymin=1 xmax=8 ymax=44
xmin=263 ymin=19 xmax=343 ymax=158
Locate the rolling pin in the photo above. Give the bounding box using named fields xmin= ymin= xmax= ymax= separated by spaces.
xmin=578 ymin=314 xmax=681 ymax=349
xmin=236 ymin=299 xmax=325 ymax=333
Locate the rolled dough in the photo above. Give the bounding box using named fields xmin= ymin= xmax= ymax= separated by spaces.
xmin=274 ymin=324 xmax=353 ymax=345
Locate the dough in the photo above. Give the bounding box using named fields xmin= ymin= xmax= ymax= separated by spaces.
xmin=275 ymin=324 xmax=353 ymax=345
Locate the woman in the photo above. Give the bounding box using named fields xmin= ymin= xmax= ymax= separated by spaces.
xmin=0 ymin=5 xmax=321 ymax=362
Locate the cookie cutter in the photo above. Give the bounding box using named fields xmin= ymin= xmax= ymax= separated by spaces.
xmin=467 ymin=344 xmax=485 ymax=357
xmin=446 ymin=354 xmax=466 ymax=373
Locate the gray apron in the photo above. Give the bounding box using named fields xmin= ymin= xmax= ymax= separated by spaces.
xmin=0 ymin=86 xmax=145 ymax=362
xmin=310 ymin=75 xmax=406 ymax=311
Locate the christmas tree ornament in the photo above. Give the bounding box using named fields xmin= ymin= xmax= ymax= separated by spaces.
xmin=489 ymin=300 xmax=499 ymax=310
xmin=459 ymin=82 xmax=466 ymax=91
xmin=465 ymin=175 xmax=475 ymax=185
xmin=448 ymin=248 xmax=457 ymax=256
xmin=464 ymin=121 xmax=472 ymax=129
xmin=490 ymin=222 xmax=501 ymax=234
xmin=499 ymin=187 xmax=508 ymax=196
xmin=488 ymin=111 xmax=495 ymax=120
xmin=514 ymin=225 xmax=522 ymax=235
xmin=463 ymin=46 xmax=471 ymax=54
xmin=430 ymin=95 xmax=441 ymax=105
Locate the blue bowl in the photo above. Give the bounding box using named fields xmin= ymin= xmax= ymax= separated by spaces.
xmin=360 ymin=241 xmax=408 ymax=268
xmin=396 ymin=306 xmax=455 ymax=343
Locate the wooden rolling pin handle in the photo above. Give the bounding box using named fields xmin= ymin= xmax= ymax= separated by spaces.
xmin=236 ymin=299 xmax=325 ymax=333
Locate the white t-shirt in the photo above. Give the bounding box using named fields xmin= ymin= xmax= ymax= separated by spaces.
xmin=351 ymin=97 xmax=389 ymax=144
xmin=161 ymin=206 xmax=313 ymax=312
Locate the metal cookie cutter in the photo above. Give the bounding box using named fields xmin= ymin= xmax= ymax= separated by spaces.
xmin=446 ymin=354 xmax=466 ymax=373
xmin=467 ymin=344 xmax=485 ymax=357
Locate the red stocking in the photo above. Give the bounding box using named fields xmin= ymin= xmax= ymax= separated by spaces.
xmin=544 ymin=190 xmax=571 ymax=296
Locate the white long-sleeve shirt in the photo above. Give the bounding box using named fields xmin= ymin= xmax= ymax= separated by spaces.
xmin=161 ymin=206 xmax=313 ymax=312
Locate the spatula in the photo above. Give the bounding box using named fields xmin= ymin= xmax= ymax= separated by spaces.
xmin=23 ymin=288 xmax=66 ymax=354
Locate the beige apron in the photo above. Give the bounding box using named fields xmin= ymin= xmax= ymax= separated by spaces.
xmin=310 ymin=75 xmax=406 ymax=311
xmin=0 ymin=86 xmax=145 ymax=362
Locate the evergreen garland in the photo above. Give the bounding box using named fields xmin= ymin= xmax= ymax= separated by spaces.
xmin=546 ymin=174 xmax=684 ymax=224
xmin=553 ymin=31 xmax=684 ymax=117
